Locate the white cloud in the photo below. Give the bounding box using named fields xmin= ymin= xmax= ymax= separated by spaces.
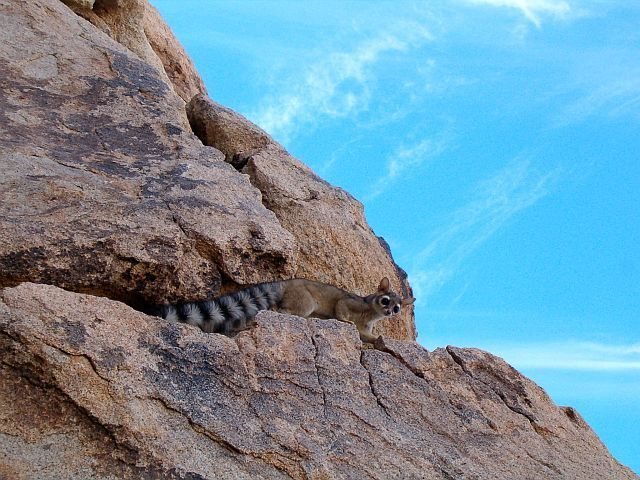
xmin=466 ymin=0 xmax=572 ymax=27
xmin=409 ymin=159 xmax=562 ymax=304
xmin=489 ymin=341 xmax=640 ymax=371
xmin=365 ymin=133 xmax=450 ymax=201
xmin=250 ymin=24 xmax=433 ymax=143
xmin=556 ymin=76 xmax=640 ymax=126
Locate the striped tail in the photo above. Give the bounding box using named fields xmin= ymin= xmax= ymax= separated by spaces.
xmin=157 ymin=282 xmax=284 ymax=335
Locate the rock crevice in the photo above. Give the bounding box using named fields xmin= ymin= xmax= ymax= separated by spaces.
xmin=446 ymin=345 xmax=549 ymax=437
xmin=186 ymin=94 xmax=416 ymax=340
xmin=1 ymin=0 xmax=413 ymax=340
xmin=1 ymin=0 xmax=299 ymax=311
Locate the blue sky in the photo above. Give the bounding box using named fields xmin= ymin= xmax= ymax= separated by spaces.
xmin=152 ymin=0 xmax=639 ymax=472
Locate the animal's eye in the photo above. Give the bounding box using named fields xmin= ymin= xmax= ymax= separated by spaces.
xmin=392 ymin=306 xmax=400 ymax=314
xmin=380 ymin=297 xmax=390 ymax=306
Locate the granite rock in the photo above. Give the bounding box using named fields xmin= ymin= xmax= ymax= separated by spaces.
xmin=1 ymin=283 xmax=636 ymax=479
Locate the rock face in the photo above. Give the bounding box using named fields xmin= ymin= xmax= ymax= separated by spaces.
xmin=1 ymin=283 xmax=637 ymax=479
xmin=61 ymin=0 xmax=207 ymax=102
xmin=0 ymin=0 xmax=413 ymax=341
xmin=187 ymin=95 xmax=416 ymax=340
xmin=2 ymin=0 xmax=283 ymax=307
xmin=0 ymin=1 xmax=637 ymax=478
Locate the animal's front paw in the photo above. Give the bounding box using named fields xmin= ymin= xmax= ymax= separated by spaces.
xmin=359 ymin=332 xmax=378 ymax=345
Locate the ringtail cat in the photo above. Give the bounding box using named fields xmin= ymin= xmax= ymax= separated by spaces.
xmin=154 ymin=277 xmax=414 ymax=343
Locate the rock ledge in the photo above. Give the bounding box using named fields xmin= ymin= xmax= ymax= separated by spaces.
xmin=1 ymin=283 xmax=636 ymax=479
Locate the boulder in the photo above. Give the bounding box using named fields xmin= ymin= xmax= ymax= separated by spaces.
xmin=60 ymin=0 xmax=207 ymax=102
xmin=187 ymin=95 xmax=416 ymax=341
xmin=142 ymin=0 xmax=207 ymax=102
xmin=0 ymin=0 xmax=297 ymax=309
xmin=1 ymin=283 xmax=636 ymax=479
xmin=0 ymin=0 xmax=413 ymax=341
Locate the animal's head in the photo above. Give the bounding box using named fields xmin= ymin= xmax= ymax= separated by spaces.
xmin=371 ymin=277 xmax=415 ymax=317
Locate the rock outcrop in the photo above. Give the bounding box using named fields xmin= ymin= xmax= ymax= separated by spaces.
xmin=0 ymin=0 xmax=413 ymax=341
xmin=187 ymin=95 xmax=415 ymax=340
xmin=0 ymin=0 xmax=637 ymax=478
xmin=0 ymin=0 xmax=295 ymax=307
xmin=1 ymin=283 xmax=636 ymax=479
xmin=61 ymin=0 xmax=207 ymax=102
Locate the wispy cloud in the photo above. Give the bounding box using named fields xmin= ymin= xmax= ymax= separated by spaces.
xmin=465 ymin=0 xmax=572 ymax=27
xmin=365 ymin=133 xmax=450 ymax=201
xmin=409 ymin=159 xmax=562 ymax=304
xmin=316 ymin=135 xmax=365 ymax=177
xmin=490 ymin=341 xmax=640 ymax=371
xmin=250 ymin=24 xmax=433 ymax=143
xmin=556 ymin=76 xmax=640 ymax=126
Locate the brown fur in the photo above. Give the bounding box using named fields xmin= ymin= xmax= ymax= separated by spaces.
xmin=278 ymin=277 xmax=414 ymax=343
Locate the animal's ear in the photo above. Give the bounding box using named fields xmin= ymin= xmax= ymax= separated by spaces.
xmin=377 ymin=277 xmax=390 ymax=293
xmin=402 ymin=297 xmax=416 ymax=306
